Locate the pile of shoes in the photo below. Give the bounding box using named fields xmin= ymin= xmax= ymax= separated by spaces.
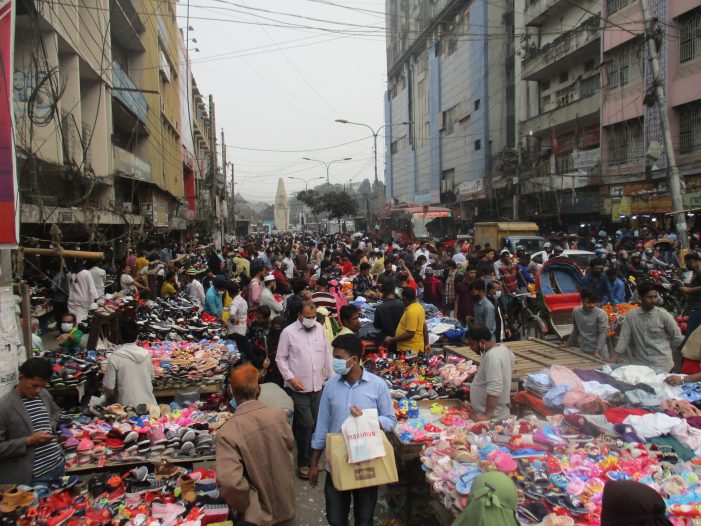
xmin=136 ymin=296 xmax=224 ymax=341
xmin=144 ymin=340 xmax=237 ymax=390
xmin=59 ymin=403 xmax=230 ymax=470
xmin=364 ymin=354 xmax=474 ymax=402
xmin=41 ymin=350 xmax=105 ymax=388
xmin=0 ymin=464 xmax=231 ymax=525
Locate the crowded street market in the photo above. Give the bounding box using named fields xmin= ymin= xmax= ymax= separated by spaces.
xmin=2 ymin=226 xmax=701 ymax=526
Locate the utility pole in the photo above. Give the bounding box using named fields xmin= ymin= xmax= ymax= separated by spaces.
xmin=209 ymin=95 xmax=219 ymax=244
xmin=640 ymin=0 xmax=689 ymax=249
xmin=231 ymin=162 xmax=236 ymax=234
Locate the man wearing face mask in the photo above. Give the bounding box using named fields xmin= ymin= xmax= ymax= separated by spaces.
xmin=276 ymin=301 xmax=334 ymax=480
xmin=309 ymin=334 xmax=396 ymax=525
xmin=580 ymin=259 xmax=616 ymax=308
xmin=487 ymin=281 xmax=510 ymax=343
xmin=467 ymin=325 xmax=515 ymax=422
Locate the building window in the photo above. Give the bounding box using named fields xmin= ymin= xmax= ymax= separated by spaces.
xmin=679 ymin=8 xmax=701 ymax=63
xmin=474 ymin=99 xmax=480 ymax=111
xmin=607 ymin=118 xmax=643 ymax=165
xmin=540 ymin=80 xmax=550 ymax=92
xmin=474 ymin=139 xmax=481 ymax=151
xmin=541 ymin=94 xmax=551 ymax=112
xmin=559 ymin=71 xmax=569 ymax=84
xmin=679 ymin=101 xmax=701 ymax=154
xmin=556 ymin=85 xmax=575 ymax=107
xmin=556 ymin=153 xmax=573 ymax=174
xmin=606 ymin=39 xmax=642 ymax=89
xmin=442 ymin=105 xmax=457 ymax=135
xmin=441 ymin=168 xmax=455 ymax=193
xmin=580 ymin=75 xmax=600 ymax=98
xmin=607 ymin=0 xmax=629 ymax=15
xmin=391 ymin=136 xmax=406 ymax=155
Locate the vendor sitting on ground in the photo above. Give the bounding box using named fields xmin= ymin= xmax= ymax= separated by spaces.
xmin=565 ymin=288 xmax=610 ymax=360
xmin=466 ymin=325 xmax=515 ymax=421
xmin=103 ymin=322 xmax=157 ymax=409
xmin=56 ymin=313 xmax=84 ymax=350
xmin=160 ymin=271 xmax=179 ymax=297
xmin=352 ymin=262 xmax=377 ymax=299
xmin=337 ymin=304 xmax=361 ymax=336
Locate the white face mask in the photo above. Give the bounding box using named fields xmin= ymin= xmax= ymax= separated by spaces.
xmin=61 ymin=323 xmax=74 ymax=333
xmin=493 ymin=291 xmax=502 ymax=299
xmin=301 ymin=317 xmax=316 ymax=329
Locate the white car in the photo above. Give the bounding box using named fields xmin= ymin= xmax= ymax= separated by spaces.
xmin=531 ymin=250 xmax=596 ymax=271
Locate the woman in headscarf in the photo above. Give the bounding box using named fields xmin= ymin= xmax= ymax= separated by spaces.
xmin=452 ymin=472 xmax=518 ymax=526
xmin=264 ymin=316 xmax=286 ymax=387
xmin=601 ymin=481 xmax=672 ymax=526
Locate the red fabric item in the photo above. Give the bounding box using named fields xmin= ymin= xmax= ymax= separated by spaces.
xmin=604 ymin=407 xmax=651 ymax=424
xmin=341 ymin=261 xmax=354 ymax=276
xmin=681 ymin=358 xmax=701 ymax=375
xmin=513 ymin=391 xmax=557 ymax=417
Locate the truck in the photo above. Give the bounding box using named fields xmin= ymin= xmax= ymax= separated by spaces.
xmin=473 ymin=222 xmax=543 ymax=254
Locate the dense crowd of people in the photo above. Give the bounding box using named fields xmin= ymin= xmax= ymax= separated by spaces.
xmin=9 ymin=224 xmax=701 ymax=525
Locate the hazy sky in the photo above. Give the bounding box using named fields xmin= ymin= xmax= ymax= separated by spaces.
xmin=185 ymin=0 xmax=387 ymax=203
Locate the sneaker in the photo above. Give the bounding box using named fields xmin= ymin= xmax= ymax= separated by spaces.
xmin=125 ymin=478 xmax=165 ymax=496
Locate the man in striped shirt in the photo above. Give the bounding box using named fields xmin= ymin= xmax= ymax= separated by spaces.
xmin=0 ymin=358 xmax=63 ymax=484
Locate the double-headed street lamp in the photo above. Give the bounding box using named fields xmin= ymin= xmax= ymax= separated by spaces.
xmin=335 ymin=119 xmax=411 ymax=184
xmin=288 ymin=175 xmax=324 ymax=192
xmin=302 ymin=157 xmax=352 ymax=185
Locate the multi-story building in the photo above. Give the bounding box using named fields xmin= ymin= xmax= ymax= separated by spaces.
xmin=384 ymin=0 xmax=518 ymax=221
xmin=602 ymin=0 xmax=701 ymax=229
xmin=517 ymin=0 xmax=603 ymax=226
xmin=12 ymin=0 xmax=202 ymax=245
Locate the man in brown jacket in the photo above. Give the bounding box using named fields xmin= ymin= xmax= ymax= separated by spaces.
xmin=216 ymin=364 xmax=296 ymax=526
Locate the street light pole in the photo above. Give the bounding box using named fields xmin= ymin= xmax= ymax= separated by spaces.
xmin=302 ymin=157 xmax=352 ymax=185
xmin=335 ymin=119 xmax=411 ymax=185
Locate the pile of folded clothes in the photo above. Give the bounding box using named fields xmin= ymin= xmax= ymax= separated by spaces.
xmin=0 ymin=463 xmax=231 ymax=525
xmin=523 ymin=371 xmax=553 ymax=398
xmin=41 ymin=350 xmax=106 ymax=388
xmin=60 ymin=402 xmax=230 ymax=470
xmin=136 ymin=296 xmax=223 ymax=341
xmin=144 ymin=340 xmax=237 ymax=391
xmin=365 ymin=354 xmax=476 ymax=402
xmin=420 ymin=414 xmax=701 ymax=523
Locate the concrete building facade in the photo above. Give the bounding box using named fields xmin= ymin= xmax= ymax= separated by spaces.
xmin=384 ymin=0 xmax=517 ymax=222
xmin=601 ymin=0 xmax=701 ymax=227
xmin=12 ymin=0 xmax=224 ymax=245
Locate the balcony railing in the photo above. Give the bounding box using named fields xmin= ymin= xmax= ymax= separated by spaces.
xmin=524 ymin=0 xmax=567 ymax=26
xmin=522 ymin=15 xmax=600 ymax=80
xmin=112 ymin=62 xmax=148 ymax=124
xmin=113 ymin=145 xmax=152 ymax=183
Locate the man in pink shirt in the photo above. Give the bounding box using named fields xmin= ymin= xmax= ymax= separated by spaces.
xmin=247 ymin=263 xmax=266 ymax=310
xmin=275 ymin=301 xmax=334 ymax=479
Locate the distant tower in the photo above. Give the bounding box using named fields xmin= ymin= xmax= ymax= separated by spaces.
xmin=274 ymin=178 xmax=290 ymax=231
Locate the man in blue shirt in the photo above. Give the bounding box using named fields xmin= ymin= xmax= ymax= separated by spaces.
xmin=204 ymin=277 xmax=227 ymax=319
xmin=309 ymin=334 xmax=396 ymax=526
xmin=606 ymin=268 xmax=626 ymax=305
xmin=580 ymin=259 xmax=616 ymax=307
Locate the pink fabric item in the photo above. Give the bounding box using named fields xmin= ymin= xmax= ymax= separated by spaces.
xmin=550 ymin=365 xmax=584 ymax=390
xmin=562 ymin=388 xmax=598 ymax=408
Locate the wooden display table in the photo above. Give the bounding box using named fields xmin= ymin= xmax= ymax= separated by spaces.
xmin=444 ymin=338 xmax=605 ymax=392
xmin=66 ymin=454 xmax=215 ymax=474
xmin=153 ymin=382 xmax=223 ymax=399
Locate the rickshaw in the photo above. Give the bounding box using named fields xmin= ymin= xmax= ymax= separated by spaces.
xmin=521 ymin=256 xmax=583 ymax=341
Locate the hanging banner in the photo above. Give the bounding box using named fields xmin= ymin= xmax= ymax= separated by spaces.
xmin=0 ymin=0 xmax=18 ymax=247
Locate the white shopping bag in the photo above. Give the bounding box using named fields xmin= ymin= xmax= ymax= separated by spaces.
xmin=341 ymin=408 xmax=386 ymax=464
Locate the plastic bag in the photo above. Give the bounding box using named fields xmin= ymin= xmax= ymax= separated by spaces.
xmin=341 ymin=408 xmax=386 ymax=464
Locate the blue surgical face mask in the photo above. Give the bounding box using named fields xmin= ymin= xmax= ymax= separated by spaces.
xmin=332 ymin=357 xmax=352 ymax=376
xmin=229 ymin=398 xmax=238 ymax=410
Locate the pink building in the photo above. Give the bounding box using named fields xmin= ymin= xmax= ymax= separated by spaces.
xmin=602 ymin=0 xmax=701 ymax=219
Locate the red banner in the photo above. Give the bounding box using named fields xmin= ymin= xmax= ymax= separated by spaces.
xmin=0 ymin=0 xmax=18 ymax=247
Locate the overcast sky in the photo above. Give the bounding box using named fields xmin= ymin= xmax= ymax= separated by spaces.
xmin=184 ymin=0 xmax=387 ymax=203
